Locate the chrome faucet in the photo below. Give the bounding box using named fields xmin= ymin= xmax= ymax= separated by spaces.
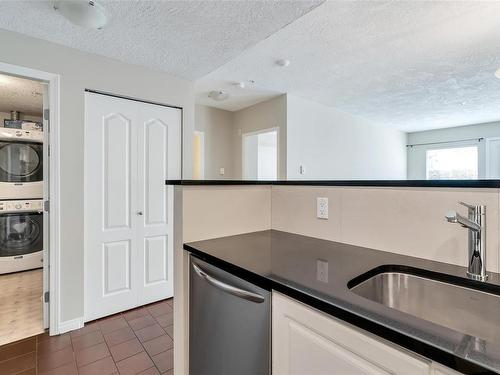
xmin=445 ymin=202 xmax=487 ymax=281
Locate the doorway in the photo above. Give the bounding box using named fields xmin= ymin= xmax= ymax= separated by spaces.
xmin=242 ymin=128 xmax=278 ymax=180
xmin=0 ymin=62 xmax=61 ymax=342
xmin=0 ymin=73 xmax=46 ymax=345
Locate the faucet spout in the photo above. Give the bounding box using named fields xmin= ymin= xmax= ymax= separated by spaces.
xmin=445 ymin=211 xmax=480 ymax=232
xmin=445 ymin=203 xmax=487 ymax=281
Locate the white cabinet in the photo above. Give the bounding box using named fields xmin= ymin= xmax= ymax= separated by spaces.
xmin=273 ymin=292 xmax=449 ymax=375
xmin=84 ymin=92 xmax=181 ymax=321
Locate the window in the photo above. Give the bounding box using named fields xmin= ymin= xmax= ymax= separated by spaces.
xmin=426 ymin=146 xmax=478 ymax=180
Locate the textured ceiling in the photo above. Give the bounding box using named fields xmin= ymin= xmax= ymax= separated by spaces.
xmin=0 ymin=74 xmax=43 ymax=116
xmin=0 ymin=0 xmax=322 ymax=80
xmin=198 ymin=1 xmax=500 ymax=131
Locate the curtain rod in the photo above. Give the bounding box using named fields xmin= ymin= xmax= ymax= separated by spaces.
xmin=406 ymin=137 xmax=484 ymax=148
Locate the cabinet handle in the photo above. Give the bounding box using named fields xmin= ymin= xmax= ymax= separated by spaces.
xmin=192 ymin=262 xmax=265 ymax=303
xmin=137 ymin=211 xmax=143 ymax=216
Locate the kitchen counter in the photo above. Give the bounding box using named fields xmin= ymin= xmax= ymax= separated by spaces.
xmin=184 ymin=230 xmax=500 ymax=374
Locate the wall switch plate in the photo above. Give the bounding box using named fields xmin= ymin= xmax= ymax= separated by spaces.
xmin=219 ymin=167 xmax=225 ymax=176
xmin=316 ymin=197 xmax=328 ymax=219
xmin=317 ymin=259 xmax=329 ymax=283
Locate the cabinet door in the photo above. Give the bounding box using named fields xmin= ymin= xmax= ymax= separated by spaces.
xmin=84 ymin=93 xmax=140 ymax=321
xmin=136 ymin=103 xmax=181 ymax=304
xmin=273 ymin=292 xmax=430 ymax=375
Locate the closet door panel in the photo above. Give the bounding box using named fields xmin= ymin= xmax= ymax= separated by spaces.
xmin=144 ymin=119 xmax=168 ymax=227
xmin=103 ymin=113 xmax=132 ymax=229
xmin=144 ymin=235 xmax=168 ymax=285
xmin=84 ymin=93 xmax=139 ymax=321
xmin=137 ymin=103 xmax=180 ymax=304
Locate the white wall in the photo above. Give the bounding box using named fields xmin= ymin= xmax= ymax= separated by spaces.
xmin=407 ymin=121 xmax=500 ymax=179
xmin=194 ymin=105 xmax=235 ymax=179
xmin=286 ymin=95 xmax=407 ymax=180
xmin=195 ymin=96 xmax=287 ymax=180
xmin=0 ymin=29 xmax=194 ymax=322
xmin=233 ymin=95 xmax=287 ymax=180
xmin=272 ymin=185 xmax=500 ymax=272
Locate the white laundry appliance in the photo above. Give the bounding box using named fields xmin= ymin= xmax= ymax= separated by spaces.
xmin=0 ymin=199 xmax=44 ymax=274
xmin=0 ymin=128 xmax=43 ymax=200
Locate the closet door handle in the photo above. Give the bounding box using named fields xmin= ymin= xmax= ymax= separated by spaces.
xmin=137 ymin=211 xmax=143 ymax=216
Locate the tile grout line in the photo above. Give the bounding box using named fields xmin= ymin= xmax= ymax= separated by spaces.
xmin=124 ymin=307 xmax=160 ymax=373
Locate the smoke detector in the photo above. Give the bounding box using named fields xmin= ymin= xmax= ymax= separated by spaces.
xmin=208 ymin=90 xmax=229 ymax=101
xmin=53 ymin=0 xmax=107 ymax=29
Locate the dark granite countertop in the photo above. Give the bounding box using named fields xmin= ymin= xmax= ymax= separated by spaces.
xmin=184 ymin=230 xmax=500 ymax=374
xmin=166 ymin=179 xmax=500 ymax=188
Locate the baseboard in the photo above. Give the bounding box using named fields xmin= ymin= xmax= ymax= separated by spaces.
xmin=58 ymin=317 xmax=84 ymax=334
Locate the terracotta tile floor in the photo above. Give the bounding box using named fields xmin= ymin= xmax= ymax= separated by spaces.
xmin=0 ymin=298 xmax=174 ymax=375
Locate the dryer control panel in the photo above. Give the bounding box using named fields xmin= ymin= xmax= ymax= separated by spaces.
xmin=0 ymin=128 xmax=43 ymax=143
xmin=0 ymin=200 xmax=44 ymax=213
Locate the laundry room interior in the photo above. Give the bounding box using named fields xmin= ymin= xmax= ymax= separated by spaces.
xmin=0 ymin=72 xmax=48 ymax=346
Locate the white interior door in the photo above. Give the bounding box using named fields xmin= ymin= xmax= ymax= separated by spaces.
xmin=85 ymin=93 xmax=139 ymax=321
xmin=136 ymin=102 xmax=180 ymax=304
xmin=85 ymin=92 xmax=180 ymax=321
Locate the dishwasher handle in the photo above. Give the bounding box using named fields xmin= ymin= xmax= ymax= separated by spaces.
xmin=192 ymin=262 xmax=265 ymax=303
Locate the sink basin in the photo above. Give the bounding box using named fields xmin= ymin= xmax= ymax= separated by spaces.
xmin=349 ymin=269 xmax=500 ymax=344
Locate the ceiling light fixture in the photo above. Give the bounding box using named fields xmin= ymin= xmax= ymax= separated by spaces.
xmin=53 ymin=0 xmax=107 ymax=30
xmin=276 ymin=58 xmax=291 ymax=67
xmin=233 ymin=81 xmax=245 ymax=89
xmin=208 ymin=90 xmax=229 ymax=101
xmin=495 ymin=68 xmax=500 ymax=79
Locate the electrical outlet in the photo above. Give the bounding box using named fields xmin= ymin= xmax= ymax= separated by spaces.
xmin=219 ymin=167 xmax=225 ymax=176
xmin=317 ymin=259 xmax=328 ymax=283
xmin=316 ymin=197 xmax=328 ymax=219
xmin=299 ymin=165 xmax=306 ymax=175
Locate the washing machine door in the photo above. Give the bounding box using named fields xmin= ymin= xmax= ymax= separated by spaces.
xmin=0 ymin=212 xmax=43 ymax=257
xmin=0 ymin=141 xmax=43 ymax=183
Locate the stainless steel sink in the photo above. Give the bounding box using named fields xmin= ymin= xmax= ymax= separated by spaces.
xmin=350 ymin=271 xmax=500 ymax=344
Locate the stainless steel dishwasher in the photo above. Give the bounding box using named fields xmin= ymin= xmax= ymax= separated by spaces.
xmin=189 ymin=255 xmax=270 ymax=375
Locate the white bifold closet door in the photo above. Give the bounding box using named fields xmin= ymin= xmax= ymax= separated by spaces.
xmin=84 ymin=92 xmax=181 ymax=321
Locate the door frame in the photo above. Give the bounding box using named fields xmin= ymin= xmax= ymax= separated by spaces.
xmin=241 ymin=127 xmax=279 ymax=180
xmin=0 ymin=61 xmax=61 ymax=335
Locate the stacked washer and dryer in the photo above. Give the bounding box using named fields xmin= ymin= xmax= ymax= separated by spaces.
xmin=0 ymin=127 xmax=44 ymax=274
